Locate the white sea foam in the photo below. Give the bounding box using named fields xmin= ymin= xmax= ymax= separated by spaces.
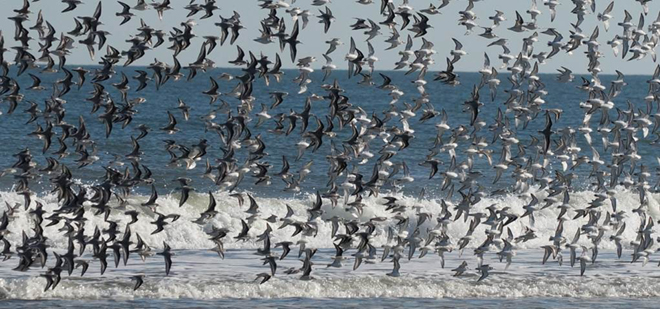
xmin=0 ymin=187 xmax=659 ymax=301
xmin=0 ymin=186 xmax=656 ymax=251
xmin=1 ymin=251 xmax=660 ymax=300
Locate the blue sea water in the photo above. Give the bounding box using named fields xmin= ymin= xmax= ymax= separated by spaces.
xmin=0 ymin=68 xmax=645 ymax=194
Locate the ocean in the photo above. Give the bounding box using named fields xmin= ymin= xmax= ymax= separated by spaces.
xmin=1 ymin=68 xmax=659 ymax=308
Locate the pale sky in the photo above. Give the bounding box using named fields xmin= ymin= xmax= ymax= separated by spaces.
xmin=2 ymin=0 xmax=660 ymax=75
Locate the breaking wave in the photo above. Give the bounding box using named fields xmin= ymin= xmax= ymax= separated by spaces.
xmin=0 ymin=186 xmax=656 ymax=252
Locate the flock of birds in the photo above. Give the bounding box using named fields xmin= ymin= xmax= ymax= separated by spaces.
xmin=2 ymin=0 xmax=660 ymax=293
